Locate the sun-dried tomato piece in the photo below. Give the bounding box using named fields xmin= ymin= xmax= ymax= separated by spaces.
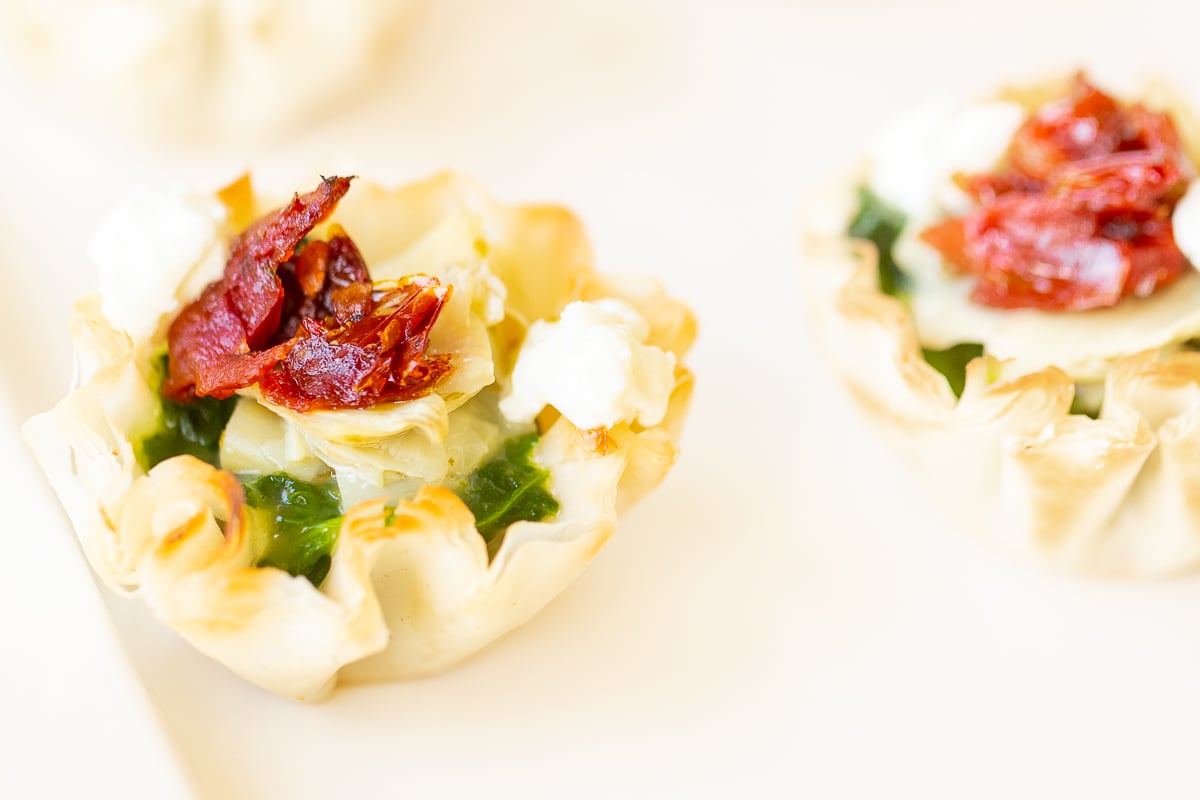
xmin=921 ymin=75 xmax=1192 ymax=311
xmin=275 ymin=242 xmax=327 ymax=341
xmin=1008 ymin=76 xmax=1126 ymax=180
xmin=1126 ymin=218 xmax=1188 ymax=297
xmin=294 ymin=240 xmax=330 ymax=296
xmin=920 ymin=217 xmax=971 ymax=273
xmin=163 ymin=177 xmax=454 ymax=411
xmin=329 ymin=283 xmax=373 ymax=326
xmin=960 ymin=195 xmax=1127 ymax=310
xmin=164 ymin=177 xmax=351 ymax=400
xmin=228 ymin=176 xmax=351 ymax=349
xmin=1051 ymin=151 xmax=1181 ymax=213
xmin=274 ymin=230 xmax=372 ymax=341
xmin=259 ymin=277 xmax=453 ymax=411
xmin=162 ymin=282 xmax=267 ymax=398
xmin=957 ymin=170 xmax=1043 ymax=204
xmin=226 ymin=177 xmax=352 ymax=277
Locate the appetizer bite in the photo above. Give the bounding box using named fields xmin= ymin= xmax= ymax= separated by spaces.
xmin=25 ymin=174 xmax=695 ymax=699
xmin=803 ymin=73 xmax=1200 ymax=575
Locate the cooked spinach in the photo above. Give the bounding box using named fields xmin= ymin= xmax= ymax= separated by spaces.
xmin=847 ymin=187 xmax=909 ymax=297
xmin=455 ymin=433 xmax=560 ymax=560
xmin=244 ymin=473 xmax=342 ymax=587
xmin=138 ymin=354 xmax=237 ymax=470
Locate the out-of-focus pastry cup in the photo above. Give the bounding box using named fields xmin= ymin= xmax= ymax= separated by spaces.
xmin=801 ymin=76 xmax=1200 ymax=577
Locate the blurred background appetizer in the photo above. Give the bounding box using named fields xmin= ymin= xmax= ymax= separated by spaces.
xmin=1 ymin=0 xmax=423 ymax=139
xmin=804 ymin=73 xmax=1200 ymax=575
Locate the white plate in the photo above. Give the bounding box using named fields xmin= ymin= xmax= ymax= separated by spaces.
xmin=6 ymin=1 xmax=1200 ymax=798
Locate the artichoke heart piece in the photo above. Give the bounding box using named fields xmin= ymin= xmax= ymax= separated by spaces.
xmin=220 ymin=398 xmax=328 ymax=483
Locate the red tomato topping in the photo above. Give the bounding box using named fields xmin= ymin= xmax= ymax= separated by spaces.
xmin=163 ymin=177 xmax=454 ymax=410
xmin=260 ymin=277 xmax=453 ymax=411
xmin=920 ymin=74 xmax=1194 ymax=311
xmin=273 ymin=230 xmax=373 ymax=342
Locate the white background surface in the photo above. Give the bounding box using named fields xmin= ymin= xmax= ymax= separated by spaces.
xmin=6 ymin=0 xmax=1200 ymax=797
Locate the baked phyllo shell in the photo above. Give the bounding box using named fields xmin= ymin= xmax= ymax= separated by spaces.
xmin=801 ymin=77 xmax=1200 ymax=577
xmin=24 ymin=173 xmax=695 ymax=700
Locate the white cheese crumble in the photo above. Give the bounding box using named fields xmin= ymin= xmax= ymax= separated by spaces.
xmin=499 ymin=300 xmax=676 ymax=430
xmin=90 ymin=190 xmax=226 ymax=341
xmin=868 ymin=97 xmax=1025 ymax=222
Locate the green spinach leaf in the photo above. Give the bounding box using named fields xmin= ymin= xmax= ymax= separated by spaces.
xmin=921 ymin=343 xmax=984 ymax=399
xmin=455 ymin=434 xmax=560 ymax=560
xmin=138 ymin=354 xmax=237 ymax=470
xmin=1069 ymin=390 xmax=1102 ymax=419
xmin=847 ymin=188 xmax=909 ymax=297
xmin=243 ymin=473 xmax=342 ymax=587
xmin=849 ymin=189 xmax=987 ymax=399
